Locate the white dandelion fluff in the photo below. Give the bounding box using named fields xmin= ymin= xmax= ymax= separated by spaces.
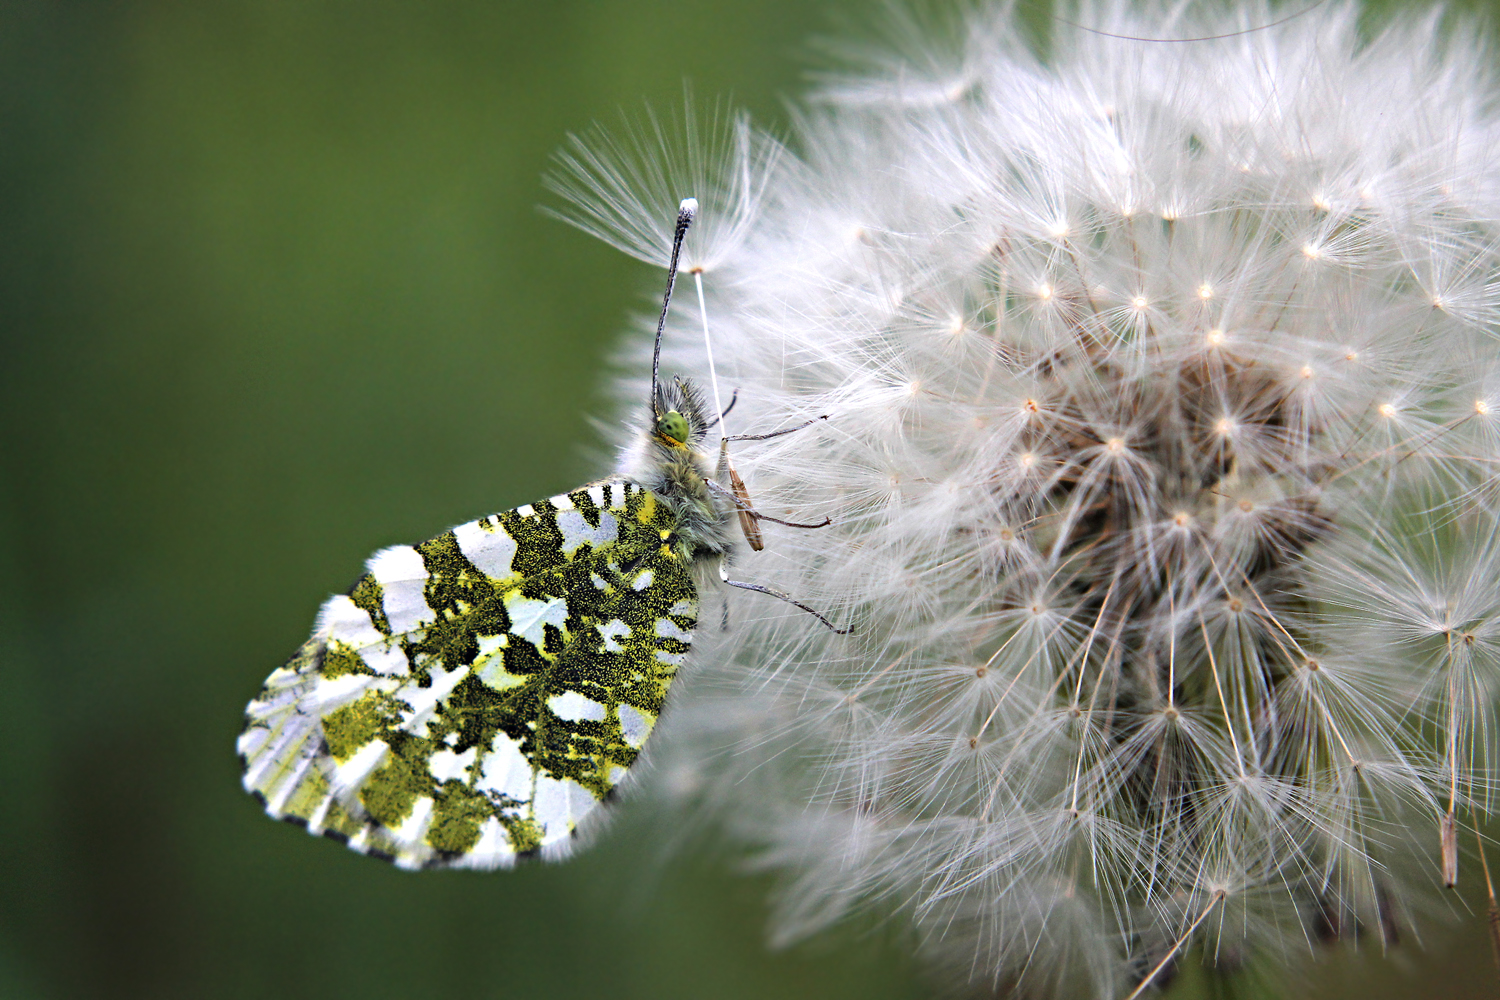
xmin=544 ymin=99 xmax=784 ymax=276
xmin=557 ymin=3 xmax=1500 ymax=996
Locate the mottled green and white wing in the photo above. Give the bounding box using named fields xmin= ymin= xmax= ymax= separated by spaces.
xmin=238 ymin=481 xmax=697 ymax=869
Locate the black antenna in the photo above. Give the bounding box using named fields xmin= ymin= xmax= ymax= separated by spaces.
xmin=651 ymin=198 xmax=697 ymax=418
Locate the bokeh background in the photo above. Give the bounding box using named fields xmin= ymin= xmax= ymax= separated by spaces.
xmin=2 ymin=1 xmax=1498 ymax=998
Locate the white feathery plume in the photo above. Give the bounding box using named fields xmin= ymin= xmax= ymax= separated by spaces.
xmin=556 ymin=4 xmax=1500 ymax=996
xmin=545 ymin=97 xmax=784 ymax=276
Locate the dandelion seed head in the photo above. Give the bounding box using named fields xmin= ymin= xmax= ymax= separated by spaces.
xmin=557 ymin=1 xmax=1500 ymax=995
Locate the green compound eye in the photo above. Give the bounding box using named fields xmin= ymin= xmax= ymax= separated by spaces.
xmin=656 ymin=409 xmax=690 ymax=444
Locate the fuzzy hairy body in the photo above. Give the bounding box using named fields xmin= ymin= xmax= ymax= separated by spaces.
xmin=626 ymin=377 xmax=734 ymax=568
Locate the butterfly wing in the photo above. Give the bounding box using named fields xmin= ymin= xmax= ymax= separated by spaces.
xmin=238 ymin=481 xmax=697 ymax=869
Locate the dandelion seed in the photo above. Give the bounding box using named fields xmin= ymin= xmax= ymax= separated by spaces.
xmin=555 ymin=1 xmax=1500 ymax=996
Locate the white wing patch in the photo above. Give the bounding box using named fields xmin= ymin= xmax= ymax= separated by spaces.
xmin=397 ymin=662 xmax=472 ymax=737
xmin=654 ymin=617 xmax=693 ymax=643
xmin=315 ymin=597 xmax=409 ymax=675
xmin=548 ymin=690 xmax=607 ymax=723
xmin=598 ymin=618 xmax=630 ymax=652
xmin=453 ymin=517 xmax=519 ymax=580
xmin=505 ymin=593 xmax=569 ymax=648
xmin=618 ymin=703 xmax=653 ymax=748
xmin=366 ymin=545 xmax=434 ymax=634
xmin=307 ymin=668 xmax=376 ymax=713
xmin=476 ymin=733 xmax=532 ymax=801
xmin=429 ymin=746 xmax=478 ymax=783
xmin=533 ymin=776 xmax=596 ymax=836
xmin=556 ymin=507 xmax=620 ymax=556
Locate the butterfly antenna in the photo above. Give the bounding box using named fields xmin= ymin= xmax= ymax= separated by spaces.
xmin=651 ymin=197 xmax=697 ymax=418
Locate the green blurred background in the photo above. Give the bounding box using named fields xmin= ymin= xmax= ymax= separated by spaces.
xmin=0 ymin=1 xmax=1497 ymax=998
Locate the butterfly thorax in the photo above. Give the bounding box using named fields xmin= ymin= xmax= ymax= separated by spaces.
xmin=626 ymin=377 xmax=733 ymax=566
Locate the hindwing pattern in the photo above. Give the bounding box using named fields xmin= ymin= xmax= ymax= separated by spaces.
xmin=238 ymin=481 xmax=698 ymax=868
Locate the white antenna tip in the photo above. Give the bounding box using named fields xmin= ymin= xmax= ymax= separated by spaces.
xmin=679 ymin=197 xmax=699 ymax=218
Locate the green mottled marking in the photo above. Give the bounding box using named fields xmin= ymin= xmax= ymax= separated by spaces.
xmin=407 ymin=531 xmax=509 ymax=681
xmin=571 ymin=488 xmax=602 ymax=529
xmin=350 ymin=575 xmax=390 ymax=636
xmin=322 ymin=693 xmax=395 ymax=762
xmin=240 ymin=481 xmax=703 ymax=868
xmin=320 ymin=641 xmax=372 ymax=680
xmin=498 ymin=507 xmax=569 ymax=579
xmin=503 ymin=815 xmax=543 ymax=856
xmin=361 ymin=748 xmax=427 ymax=827
xmin=426 ymin=780 xmax=492 ymax=855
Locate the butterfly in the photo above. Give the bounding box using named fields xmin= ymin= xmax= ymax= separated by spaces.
xmin=238 ymin=200 xmax=837 ymax=869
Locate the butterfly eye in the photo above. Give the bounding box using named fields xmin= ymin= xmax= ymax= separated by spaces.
xmin=656 ymin=409 xmax=690 ymax=444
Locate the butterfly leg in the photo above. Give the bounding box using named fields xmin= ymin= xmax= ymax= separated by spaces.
xmin=703 ymin=388 xmax=739 ymax=429
xmin=725 ymin=414 xmax=827 ymax=443
xmin=705 ymin=476 xmax=832 ymax=533
xmin=718 ymin=561 xmax=848 ymax=634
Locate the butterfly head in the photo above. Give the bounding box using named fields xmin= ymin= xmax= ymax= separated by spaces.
xmin=652 ymin=374 xmax=711 ymax=451
xmin=655 ymin=409 xmax=691 ymax=446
